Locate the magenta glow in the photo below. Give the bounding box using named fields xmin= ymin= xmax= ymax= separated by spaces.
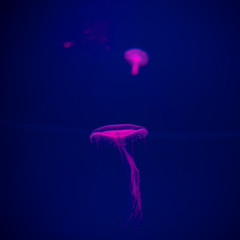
xmin=63 ymin=41 xmax=76 ymax=48
xmin=124 ymin=49 xmax=149 ymax=76
xmin=90 ymin=124 xmax=148 ymax=221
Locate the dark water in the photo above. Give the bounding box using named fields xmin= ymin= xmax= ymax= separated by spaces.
xmin=1 ymin=0 xmax=240 ymax=239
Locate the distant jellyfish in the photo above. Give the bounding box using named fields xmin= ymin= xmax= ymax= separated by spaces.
xmin=90 ymin=124 xmax=148 ymax=221
xmin=63 ymin=41 xmax=76 ymax=48
xmin=63 ymin=20 xmax=111 ymax=50
xmin=124 ymin=49 xmax=149 ymax=76
xmin=63 ymin=42 xmax=71 ymax=48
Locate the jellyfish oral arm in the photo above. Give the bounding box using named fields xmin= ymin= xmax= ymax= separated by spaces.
xmin=118 ymin=145 xmax=142 ymax=220
xmin=131 ymin=62 xmax=140 ymax=76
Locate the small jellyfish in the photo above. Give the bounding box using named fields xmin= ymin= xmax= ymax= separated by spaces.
xmin=63 ymin=41 xmax=76 ymax=48
xmin=124 ymin=49 xmax=149 ymax=76
xmin=63 ymin=21 xmax=111 ymax=50
xmin=90 ymin=124 xmax=148 ymax=221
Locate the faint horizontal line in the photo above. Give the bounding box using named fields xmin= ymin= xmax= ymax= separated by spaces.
xmin=0 ymin=120 xmax=89 ymax=136
xmin=0 ymin=120 xmax=240 ymax=139
xmin=150 ymin=131 xmax=240 ymax=139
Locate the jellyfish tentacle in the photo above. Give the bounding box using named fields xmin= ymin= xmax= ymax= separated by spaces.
xmin=121 ymin=146 xmax=142 ymax=220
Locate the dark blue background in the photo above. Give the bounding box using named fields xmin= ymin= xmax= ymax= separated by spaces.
xmin=1 ymin=0 xmax=240 ymax=239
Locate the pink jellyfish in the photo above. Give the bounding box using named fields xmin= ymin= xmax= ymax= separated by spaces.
xmin=63 ymin=41 xmax=76 ymax=48
xmin=63 ymin=21 xmax=111 ymax=50
xmin=124 ymin=49 xmax=149 ymax=76
xmin=90 ymin=124 xmax=148 ymax=221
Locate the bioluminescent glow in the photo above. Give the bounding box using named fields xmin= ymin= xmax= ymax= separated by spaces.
xmin=124 ymin=49 xmax=149 ymax=76
xmin=90 ymin=124 xmax=148 ymax=221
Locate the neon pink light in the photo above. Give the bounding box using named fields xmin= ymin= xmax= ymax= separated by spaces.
xmin=90 ymin=124 xmax=148 ymax=221
xmin=124 ymin=49 xmax=149 ymax=76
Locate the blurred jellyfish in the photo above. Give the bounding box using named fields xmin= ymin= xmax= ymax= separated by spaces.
xmin=90 ymin=124 xmax=148 ymax=221
xmin=124 ymin=49 xmax=149 ymax=76
xmin=63 ymin=41 xmax=76 ymax=48
xmin=63 ymin=21 xmax=110 ymax=50
xmin=80 ymin=21 xmax=110 ymax=48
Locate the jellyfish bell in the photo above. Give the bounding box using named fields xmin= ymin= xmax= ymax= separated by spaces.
xmin=90 ymin=124 xmax=148 ymax=222
xmin=90 ymin=124 xmax=148 ymax=146
xmin=124 ymin=49 xmax=149 ymax=76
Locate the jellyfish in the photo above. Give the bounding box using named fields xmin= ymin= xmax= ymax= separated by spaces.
xmin=124 ymin=49 xmax=149 ymax=76
xmin=63 ymin=41 xmax=76 ymax=48
xmin=62 ymin=21 xmax=111 ymax=50
xmin=90 ymin=124 xmax=148 ymax=221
